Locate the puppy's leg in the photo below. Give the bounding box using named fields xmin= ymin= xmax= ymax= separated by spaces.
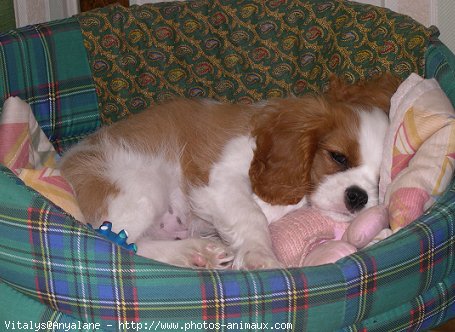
xmin=136 ymin=238 xmax=234 ymax=269
xmin=193 ymin=186 xmax=281 ymax=270
xmin=98 ymin=152 xmax=183 ymax=243
xmin=62 ymin=143 xmax=177 ymax=241
xmin=191 ymin=137 xmax=282 ymax=270
xmin=63 ymin=145 xmax=234 ymax=269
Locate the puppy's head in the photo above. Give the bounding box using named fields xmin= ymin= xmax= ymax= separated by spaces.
xmin=249 ymin=73 xmax=400 ymax=220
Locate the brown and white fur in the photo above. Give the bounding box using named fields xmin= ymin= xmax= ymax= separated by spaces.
xmin=60 ymin=74 xmax=400 ymax=269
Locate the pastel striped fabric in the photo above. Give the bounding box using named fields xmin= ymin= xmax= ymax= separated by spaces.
xmin=379 ymin=74 xmax=455 ymax=231
xmin=0 ymin=97 xmax=57 ymax=171
xmin=0 ymin=96 xmax=84 ymax=221
xmin=0 ymin=17 xmax=100 ymax=153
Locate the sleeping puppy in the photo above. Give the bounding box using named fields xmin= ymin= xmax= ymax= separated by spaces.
xmin=60 ymin=74 xmax=400 ymax=269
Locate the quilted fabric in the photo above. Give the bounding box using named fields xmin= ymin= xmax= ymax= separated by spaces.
xmin=0 ymin=17 xmax=100 ymax=153
xmin=78 ymin=0 xmax=438 ymax=124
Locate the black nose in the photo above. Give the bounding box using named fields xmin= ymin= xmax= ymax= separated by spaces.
xmin=344 ymin=185 xmax=368 ymax=213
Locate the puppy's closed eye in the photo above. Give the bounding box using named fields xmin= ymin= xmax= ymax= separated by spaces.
xmin=329 ymin=151 xmax=349 ymax=169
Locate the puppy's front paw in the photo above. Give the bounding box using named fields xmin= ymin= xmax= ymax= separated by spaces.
xmin=233 ymin=249 xmax=283 ymax=270
xmin=136 ymin=238 xmax=234 ymax=269
xmin=188 ymin=239 xmax=234 ymax=269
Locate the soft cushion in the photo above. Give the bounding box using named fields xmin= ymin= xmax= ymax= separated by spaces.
xmin=0 ymin=97 xmax=84 ymax=221
xmin=379 ymin=73 xmax=455 ymax=230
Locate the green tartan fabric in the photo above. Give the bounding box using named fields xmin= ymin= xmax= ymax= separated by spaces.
xmin=0 ymin=281 xmax=96 ymax=332
xmin=78 ymin=0 xmax=438 ymax=124
xmin=344 ymin=274 xmax=455 ymax=331
xmin=425 ymin=41 xmax=455 ymax=105
xmin=1 ymin=156 xmax=455 ymax=331
xmin=0 ymin=17 xmax=100 ymax=153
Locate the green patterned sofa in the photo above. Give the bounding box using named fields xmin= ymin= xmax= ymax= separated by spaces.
xmin=1 ymin=1 xmax=455 ymax=331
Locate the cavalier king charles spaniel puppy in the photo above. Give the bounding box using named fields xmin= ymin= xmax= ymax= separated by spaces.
xmin=61 ymin=73 xmax=400 ymax=269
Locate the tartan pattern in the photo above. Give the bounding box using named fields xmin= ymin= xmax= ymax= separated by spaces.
xmin=2 ymin=161 xmax=455 ymax=331
xmin=0 ymin=17 xmax=100 ymax=153
xmin=344 ymin=273 xmax=455 ymax=331
xmin=0 ymin=281 xmax=96 ymax=332
xmin=426 ymin=41 xmax=455 ymax=106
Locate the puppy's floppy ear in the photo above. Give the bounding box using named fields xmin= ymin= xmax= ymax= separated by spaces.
xmin=326 ymin=73 xmax=401 ymax=113
xmin=249 ymin=97 xmax=327 ymax=205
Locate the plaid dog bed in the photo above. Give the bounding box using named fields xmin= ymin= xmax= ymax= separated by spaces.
xmin=0 ymin=17 xmax=100 ymax=153
xmin=1 ymin=1 xmax=455 ymax=331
